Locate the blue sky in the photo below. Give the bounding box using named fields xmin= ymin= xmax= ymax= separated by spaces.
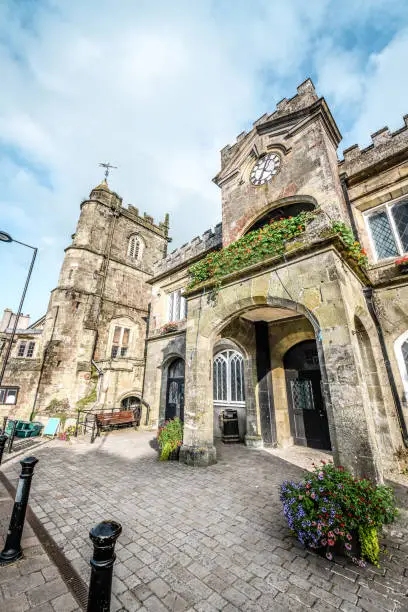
xmin=1 ymin=0 xmax=408 ymax=321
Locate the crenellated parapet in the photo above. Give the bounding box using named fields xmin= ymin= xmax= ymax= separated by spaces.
xmin=339 ymin=115 xmax=408 ymax=180
xmin=125 ymin=204 xmax=170 ymax=237
xmin=86 ymin=180 xmax=169 ymax=238
xmin=219 ymin=79 xmax=319 ymax=171
xmin=153 ymin=223 xmax=222 ymax=277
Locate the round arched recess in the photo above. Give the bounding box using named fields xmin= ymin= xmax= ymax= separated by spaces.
xmin=243 ymin=196 xmax=316 ymax=235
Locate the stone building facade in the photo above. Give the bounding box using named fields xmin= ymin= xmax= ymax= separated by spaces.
xmin=1 ymin=79 xmax=408 ymax=480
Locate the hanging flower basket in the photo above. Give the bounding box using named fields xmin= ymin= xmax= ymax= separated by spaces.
xmin=395 ymin=256 xmax=408 ymax=274
xmin=280 ymin=461 xmax=397 ymax=567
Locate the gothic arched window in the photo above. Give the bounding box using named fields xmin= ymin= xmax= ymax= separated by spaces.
xmin=213 ymin=350 xmax=245 ymax=404
xmin=128 ymin=235 xmax=143 ymax=261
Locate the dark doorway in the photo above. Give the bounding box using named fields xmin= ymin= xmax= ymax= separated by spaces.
xmin=165 ymin=359 xmax=185 ymax=421
xmin=284 ymin=340 xmax=331 ymax=450
xmin=121 ymin=396 xmax=141 ymax=410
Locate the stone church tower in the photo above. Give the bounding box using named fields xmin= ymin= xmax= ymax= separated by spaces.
xmin=33 ymin=180 xmax=169 ymax=418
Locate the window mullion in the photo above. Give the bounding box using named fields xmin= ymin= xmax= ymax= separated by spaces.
xmin=387 ymin=204 xmax=404 ymax=255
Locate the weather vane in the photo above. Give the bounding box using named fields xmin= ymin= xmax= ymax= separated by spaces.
xmin=99 ymin=162 xmax=117 ymax=180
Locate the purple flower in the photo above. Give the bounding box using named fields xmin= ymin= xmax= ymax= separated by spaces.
xmin=326 ymin=552 xmax=333 ymax=560
xmin=345 ymin=543 xmax=352 ymax=551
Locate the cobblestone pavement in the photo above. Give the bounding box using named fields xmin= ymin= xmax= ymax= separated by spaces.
xmin=0 ymin=477 xmax=80 ymax=611
xmin=2 ymin=430 xmax=408 ymax=611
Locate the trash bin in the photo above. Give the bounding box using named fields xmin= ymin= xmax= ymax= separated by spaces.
xmin=5 ymin=420 xmax=43 ymax=438
xmin=221 ymin=409 xmax=240 ymax=444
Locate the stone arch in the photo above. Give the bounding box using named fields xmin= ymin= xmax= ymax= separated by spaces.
xmin=159 ymin=353 xmax=186 ymax=423
xmin=208 ymin=295 xmax=321 ymax=341
xmin=239 ymin=195 xmax=318 ymax=237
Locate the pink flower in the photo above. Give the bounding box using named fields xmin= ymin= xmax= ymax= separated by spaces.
xmin=311 ymin=493 xmax=316 ymax=499
xmin=345 ymin=543 xmax=352 ymax=551
xmin=328 ymin=531 xmax=334 ymax=538
xmin=321 ymin=539 xmax=327 ymax=546
xmin=298 ymin=495 xmax=303 ymax=500
xmin=328 ymin=539 xmax=335 ymax=546
xmin=346 ymin=533 xmax=352 ymax=541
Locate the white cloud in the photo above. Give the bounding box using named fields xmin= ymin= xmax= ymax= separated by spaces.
xmin=1 ymin=0 xmax=408 ymax=318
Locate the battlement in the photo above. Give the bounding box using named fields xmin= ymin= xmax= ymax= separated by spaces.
xmin=220 ymin=79 xmax=318 ymax=169
xmin=87 ymin=182 xmax=169 ymax=237
xmin=125 ymin=204 xmax=169 ymax=236
xmin=153 ymin=223 xmax=222 ymax=277
xmin=339 ymin=115 xmax=408 ymax=178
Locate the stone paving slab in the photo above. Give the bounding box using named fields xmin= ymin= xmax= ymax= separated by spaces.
xmin=2 ymin=430 xmax=408 ymax=611
xmin=0 ymin=478 xmax=80 ymax=611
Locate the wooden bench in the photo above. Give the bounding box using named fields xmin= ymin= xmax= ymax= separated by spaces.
xmin=95 ymin=408 xmax=141 ymax=435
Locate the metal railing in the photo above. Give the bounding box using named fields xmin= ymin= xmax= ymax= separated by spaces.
xmin=75 ymin=401 xmax=150 ymax=443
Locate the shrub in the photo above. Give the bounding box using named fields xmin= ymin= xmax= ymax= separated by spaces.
xmin=280 ymin=461 xmax=397 ymax=566
xmin=157 ymin=418 xmax=183 ymax=461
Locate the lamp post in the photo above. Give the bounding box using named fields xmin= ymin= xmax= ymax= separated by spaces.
xmin=0 ymin=232 xmax=37 ymax=387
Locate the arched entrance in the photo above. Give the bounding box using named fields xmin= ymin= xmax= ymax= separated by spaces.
xmin=165 ymin=358 xmax=185 ymax=421
xmin=121 ymin=396 xmax=141 ymax=410
xmin=213 ymin=349 xmax=246 ymax=440
xmin=284 ymin=340 xmax=331 ymax=450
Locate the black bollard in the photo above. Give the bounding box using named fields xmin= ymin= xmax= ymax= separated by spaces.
xmin=0 ymin=434 xmax=8 ymax=465
xmin=7 ymin=419 xmax=18 ymax=454
xmin=87 ymin=520 xmax=122 ymax=612
xmin=0 ymin=456 xmax=38 ymax=565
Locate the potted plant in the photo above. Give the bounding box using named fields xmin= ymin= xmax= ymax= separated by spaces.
xmin=160 ymin=322 xmax=179 ymax=335
xmin=395 ymin=255 xmax=408 ymax=274
xmin=280 ymin=461 xmax=397 ymax=567
xmin=157 ymin=417 xmax=183 ymax=461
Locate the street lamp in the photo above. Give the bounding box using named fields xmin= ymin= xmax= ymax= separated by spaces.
xmin=0 ymin=232 xmax=38 ymax=386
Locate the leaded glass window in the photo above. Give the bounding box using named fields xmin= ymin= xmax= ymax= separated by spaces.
xmin=366 ymin=198 xmax=408 ymax=261
xmin=392 ymin=202 xmax=408 ymax=252
xmin=368 ymin=212 xmax=398 ymax=259
xmin=213 ymin=350 xmax=245 ymax=404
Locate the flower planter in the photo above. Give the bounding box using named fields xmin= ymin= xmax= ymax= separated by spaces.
xmin=309 ymin=529 xmax=361 ymax=560
xmin=280 ymin=462 xmax=397 ymax=566
xmin=395 ymin=257 xmax=408 ymax=274
xmin=168 ymin=446 xmax=180 ymax=461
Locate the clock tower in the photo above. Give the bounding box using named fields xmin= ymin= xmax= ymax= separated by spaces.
xmin=213 ymin=79 xmax=347 ymax=246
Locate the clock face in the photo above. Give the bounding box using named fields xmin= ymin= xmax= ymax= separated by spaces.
xmin=250 ymin=153 xmax=281 ymax=185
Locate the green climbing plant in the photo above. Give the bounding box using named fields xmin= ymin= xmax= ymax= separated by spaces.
xmin=187 ymin=213 xmax=368 ymax=292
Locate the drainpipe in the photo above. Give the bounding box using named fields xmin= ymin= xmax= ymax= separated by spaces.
xmin=340 ymin=173 xmax=360 ymax=241
xmin=363 ymin=287 xmax=408 ymax=447
xmin=91 ymin=359 xmax=104 ymax=404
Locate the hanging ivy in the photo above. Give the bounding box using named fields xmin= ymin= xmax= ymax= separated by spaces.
xmin=187 ymin=212 xmax=368 ymax=291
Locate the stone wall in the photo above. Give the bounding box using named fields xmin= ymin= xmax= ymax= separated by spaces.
xmin=153 ymin=223 xmax=222 ymax=278
xmin=143 ymin=332 xmax=186 ymax=427
xmin=1 ymin=181 xmax=168 ymax=420
xmin=180 ymin=241 xmax=400 ymax=478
